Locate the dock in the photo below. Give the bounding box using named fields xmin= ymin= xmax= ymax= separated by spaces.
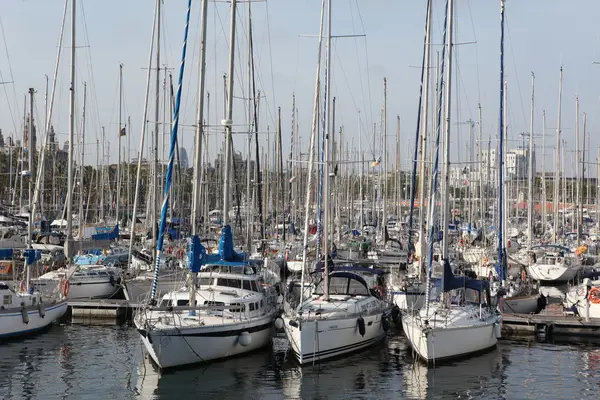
xmin=502 ymin=304 xmax=600 ymax=338
xmin=67 ymin=299 xmax=139 ymax=323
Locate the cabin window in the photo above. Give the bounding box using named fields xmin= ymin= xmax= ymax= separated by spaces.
xmin=159 ymin=299 xmax=171 ymax=307
xmin=243 ymin=280 xmax=252 ymax=291
xmin=464 ymin=288 xmax=481 ymax=305
xmin=217 ymin=278 xmax=242 ymax=289
xmin=260 ymin=300 xmax=264 ymax=309
xmin=199 ymin=278 xmax=212 ymax=286
xmin=229 ymin=303 xmax=244 ymax=313
xmin=348 ymin=279 xmax=368 ymax=295
xmin=177 ymin=300 xmax=189 ymax=306
xmin=3 ymin=295 xmax=11 ymax=305
xmin=251 ymin=281 xmax=259 ymax=292
xmin=328 ymin=277 xmax=348 ymax=295
xmin=249 ymin=303 xmax=255 ymax=311
xmin=32 ymin=297 xmax=36 ymax=305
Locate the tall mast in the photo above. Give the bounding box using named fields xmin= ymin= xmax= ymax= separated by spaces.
xmin=65 ymin=0 xmax=76 ymax=258
xmin=117 ymin=63 xmax=123 ymax=228
xmin=79 ymin=82 xmax=87 ymax=239
xmin=26 ymin=87 xmax=34 ymax=289
xmin=541 ymin=110 xmax=546 ymax=234
xmin=418 ymin=0 xmax=432 ymax=272
xmin=382 ymin=77 xmax=387 ymax=235
xmin=358 ymin=110 xmax=363 ymax=229
xmin=527 ymin=73 xmax=534 ymax=249
xmin=553 ymin=67 xmax=563 ymax=242
xmin=322 ymin=0 xmax=333 ymax=300
xmin=497 ymin=0 xmax=506 ymax=277
xmin=27 ymin=88 xmax=34 ymax=249
xmin=101 ymin=126 xmax=105 ymax=221
xmin=575 ymin=97 xmax=580 ymax=245
xmin=441 ymin=0 xmax=454 ymax=259
xmin=152 ymin=0 xmax=161 ymax=257
xmin=245 ymin=1 xmax=253 ymax=249
xmin=128 ymin=0 xmax=158 ymax=273
xmin=191 ymin=0 xmax=209 ymax=235
xmin=478 ymin=103 xmax=485 ymax=246
xmin=222 ymin=0 xmax=237 ymax=225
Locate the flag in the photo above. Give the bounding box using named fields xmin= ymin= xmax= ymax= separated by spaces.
xmin=119 ymin=127 xmax=126 ymax=137
xmin=370 ymin=157 xmax=381 ymax=167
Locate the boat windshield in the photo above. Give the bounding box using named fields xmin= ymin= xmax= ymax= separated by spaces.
xmin=314 ymin=274 xmax=370 ymax=296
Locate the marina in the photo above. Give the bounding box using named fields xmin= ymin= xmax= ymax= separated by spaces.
xmin=1 ymin=0 xmax=600 ymax=398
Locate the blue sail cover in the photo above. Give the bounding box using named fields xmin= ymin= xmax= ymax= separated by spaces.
xmin=0 ymin=249 xmax=13 ymax=260
xmin=441 ymin=258 xmax=489 ymax=293
xmin=23 ymin=249 xmax=41 ymax=266
xmin=187 ymin=235 xmax=206 ymax=273
xmin=218 ymin=225 xmax=244 ymax=262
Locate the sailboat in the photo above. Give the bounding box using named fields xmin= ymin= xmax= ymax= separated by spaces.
xmin=135 ymin=0 xmax=280 ymax=369
xmin=0 ymin=0 xmax=71 ymax=335
xmin=527 ymin=68 xmax=581 ymax=283
xmin=281 ymin=0 xmax=390 ymax=365
xmin=401 ymin=0 xmax=500 ymax=364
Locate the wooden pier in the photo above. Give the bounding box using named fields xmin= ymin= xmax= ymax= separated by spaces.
xmin=502 ymin=304 xmax=600 ymax=338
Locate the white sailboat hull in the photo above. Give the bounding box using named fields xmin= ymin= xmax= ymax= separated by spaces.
xmin=33 ymin=278 xmax=120 ymax=300
xmin=402 ymin=307 xmax=500 ymax=362
xmin=136 ymin=313 xmax=274 ymax=369
xmin=527 ymin=264 xmax=580 ymax=282
xmin=282 ymin=312 xmax=386 ymax=364
xmin=0 ymin=300 xmax=68 ymax=338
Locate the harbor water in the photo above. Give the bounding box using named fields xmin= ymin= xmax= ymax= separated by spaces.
xmin=1 ymin=324 xmax=599 ymax=399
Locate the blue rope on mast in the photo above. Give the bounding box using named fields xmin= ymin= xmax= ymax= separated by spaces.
xmin=150 ymin=0 xmax=192 ymax=301
xmin=427 ymin=0 xmax=449 ymax=287
xmin=407 ymin=0 xmax=432 ymax=258
xmin=496 ymin=0 xmax=506 ymax=282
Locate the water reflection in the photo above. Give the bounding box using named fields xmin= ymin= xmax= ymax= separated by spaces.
xmin=1 ymin=325 xmax=599 ymax=399
xmin=401 ymin=346 xmax=507 ymax=399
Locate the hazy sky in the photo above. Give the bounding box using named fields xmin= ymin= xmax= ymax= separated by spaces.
xmin=1 ymin=0 xmax=600 ymax=175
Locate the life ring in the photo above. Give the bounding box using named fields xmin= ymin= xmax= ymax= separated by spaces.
xmin=556 ymin=257 xmax=563 ymax=264
xmin=176 ymin=248 xmax=185 ymax=259
xmin=19 ymin=279 xmax=26 ymax=292
xmin=521 ymin=270 xmax=527 ymax=282
xmin=167 ymin=246 xmax=173 ymax=255
xmin=589 ymin=287 xmax=600 ymax=304
xmin=507 ymin=240 xmax=511 ymax=249
xmin=285 ymin=250 xmax=289 ymax=261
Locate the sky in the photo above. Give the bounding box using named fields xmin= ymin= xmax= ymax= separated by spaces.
xmin=1 ymin=0 xmax=600 ymax=176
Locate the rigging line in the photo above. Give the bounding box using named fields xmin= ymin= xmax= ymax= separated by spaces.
xmin=0 ymin=17 xmax=20 ymax=136
xmin=352 ymin=0 xmax=374 ymax=135
xmin=80 ymin=2 xmax=106 ymax=148
xmin=264 ymin=0 xmax=278 ymax=129
xmin=331 ymin=42 xmax=373 ymax=154
xmin=504 ymin=15 xmax=528 ymax=131
xmin=348 ymin=0 xmax=369 ymax=141
xmin=466 ymin=0 xmax=481 ymax=104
